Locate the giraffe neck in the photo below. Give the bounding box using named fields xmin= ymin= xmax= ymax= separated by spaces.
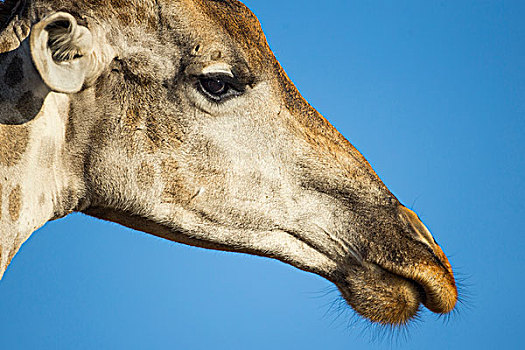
xmin=0 ymin=40 xmax=80 ymax=279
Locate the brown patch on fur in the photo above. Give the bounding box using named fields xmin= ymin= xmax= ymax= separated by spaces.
xmin=4 ymin=55 xmax=23 ymax=88
xmin=0 ymin=183 xmax=2 ymax=219
xmin=122 ymin=114 xmax=141 ymax=158
xmin=125 ymin=108 xmax=141 ymax=129
xmin=116 ymin=11 xmax=132 ymax=26
xmin=160 ymin=158 xmax=180 ymax=178
xmin=123 ymin=108 xmax=165 ymax=156
xmin=105 ymin=0 xmax=157 ymax=31
xmin=39 ymin=192 xmax=46 ymax=206
xmin=145 ymin=114 xmax=163 ymax=152
xmin=0 ymin=125 xmax=29 ymax=166
xmin=137 ymin=161 xmax=155 ymax=191
xmin=160 ymin=158 xmax=189 ymax=203
xmin=8 ymin=184 xmax=21 ymax=222
xmin=89 ymin=115 xmax=110 ymax=152
xmin=161 ymin=182 xmax=184 ymax=203
xmin=135 ymin=4 xmax=158 ymax=31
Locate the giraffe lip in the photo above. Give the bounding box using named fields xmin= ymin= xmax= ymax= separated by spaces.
xmin=332 ymin=252 xmax=457 ymax=325
xmin=375 ymin=256 xmax=458 ymax=315
xmin=335 ymin=262 xmax=424 ymax=325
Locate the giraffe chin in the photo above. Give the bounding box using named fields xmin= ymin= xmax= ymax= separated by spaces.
xmin=337 ymin=264 xmax=423 ymax=326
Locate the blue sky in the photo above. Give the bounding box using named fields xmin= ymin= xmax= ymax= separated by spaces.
xmin=1 ymin=1 xmax=524 ymax=349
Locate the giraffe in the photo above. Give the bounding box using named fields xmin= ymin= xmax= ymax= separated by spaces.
xmin=0 ymin=0 xmax=458 ymax=326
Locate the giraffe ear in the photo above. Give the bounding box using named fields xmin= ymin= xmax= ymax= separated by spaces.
xmin=30 ymin=12 xmax=93 ymax=93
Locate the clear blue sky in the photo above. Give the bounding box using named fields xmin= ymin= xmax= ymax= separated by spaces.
xmin=1 ymin=1 xmax=524 ymax=349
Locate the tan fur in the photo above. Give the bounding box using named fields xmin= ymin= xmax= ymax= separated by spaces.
xmin=8 ymin=185 xmax=21 ymax=222
xmin=0 ymin=126 xmax=29 ymax=166
xmin=137 ymin=161 xmax=155 ymax=191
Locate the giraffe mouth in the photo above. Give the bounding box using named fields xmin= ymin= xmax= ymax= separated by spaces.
xmin=335 ymin=245 xmax=458 ymax=326
xmin=379 ymin=242 xmax=458 ymax=316
xmin=336 ymin=264 xmax=423 ymax=326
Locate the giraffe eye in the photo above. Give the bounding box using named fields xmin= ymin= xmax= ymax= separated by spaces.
xmin=200 ymin=77 xmax=228 ymax=97
xmin=197 ymin=74 xmax=244 ymax=102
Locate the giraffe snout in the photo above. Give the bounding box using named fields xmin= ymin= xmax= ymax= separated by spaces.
xmin=396 ymin=206 xmax=458 ymax=314
xmin=331 ymin=204 xmax=458 ymax=325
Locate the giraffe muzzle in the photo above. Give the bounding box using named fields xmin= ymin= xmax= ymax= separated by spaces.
xmin=398 ymin=206 xmax=457 ymax=313
xmin=334 ymin=206 xmax=458 ymax=325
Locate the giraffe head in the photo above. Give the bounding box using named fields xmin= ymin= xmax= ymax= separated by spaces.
xmin=0 ymin=0 xmax=457 ymax=326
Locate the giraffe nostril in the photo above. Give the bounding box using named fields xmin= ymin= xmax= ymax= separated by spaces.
xmin=399 ymin=206 xmax=438 ymax=249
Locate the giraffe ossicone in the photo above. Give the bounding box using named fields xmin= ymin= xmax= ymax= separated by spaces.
xmin=0 ymin=0 xmax=458 ymax=326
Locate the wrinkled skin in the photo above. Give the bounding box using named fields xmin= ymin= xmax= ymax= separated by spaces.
xmin=0 ymin=0 xmax=457 ymax=325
